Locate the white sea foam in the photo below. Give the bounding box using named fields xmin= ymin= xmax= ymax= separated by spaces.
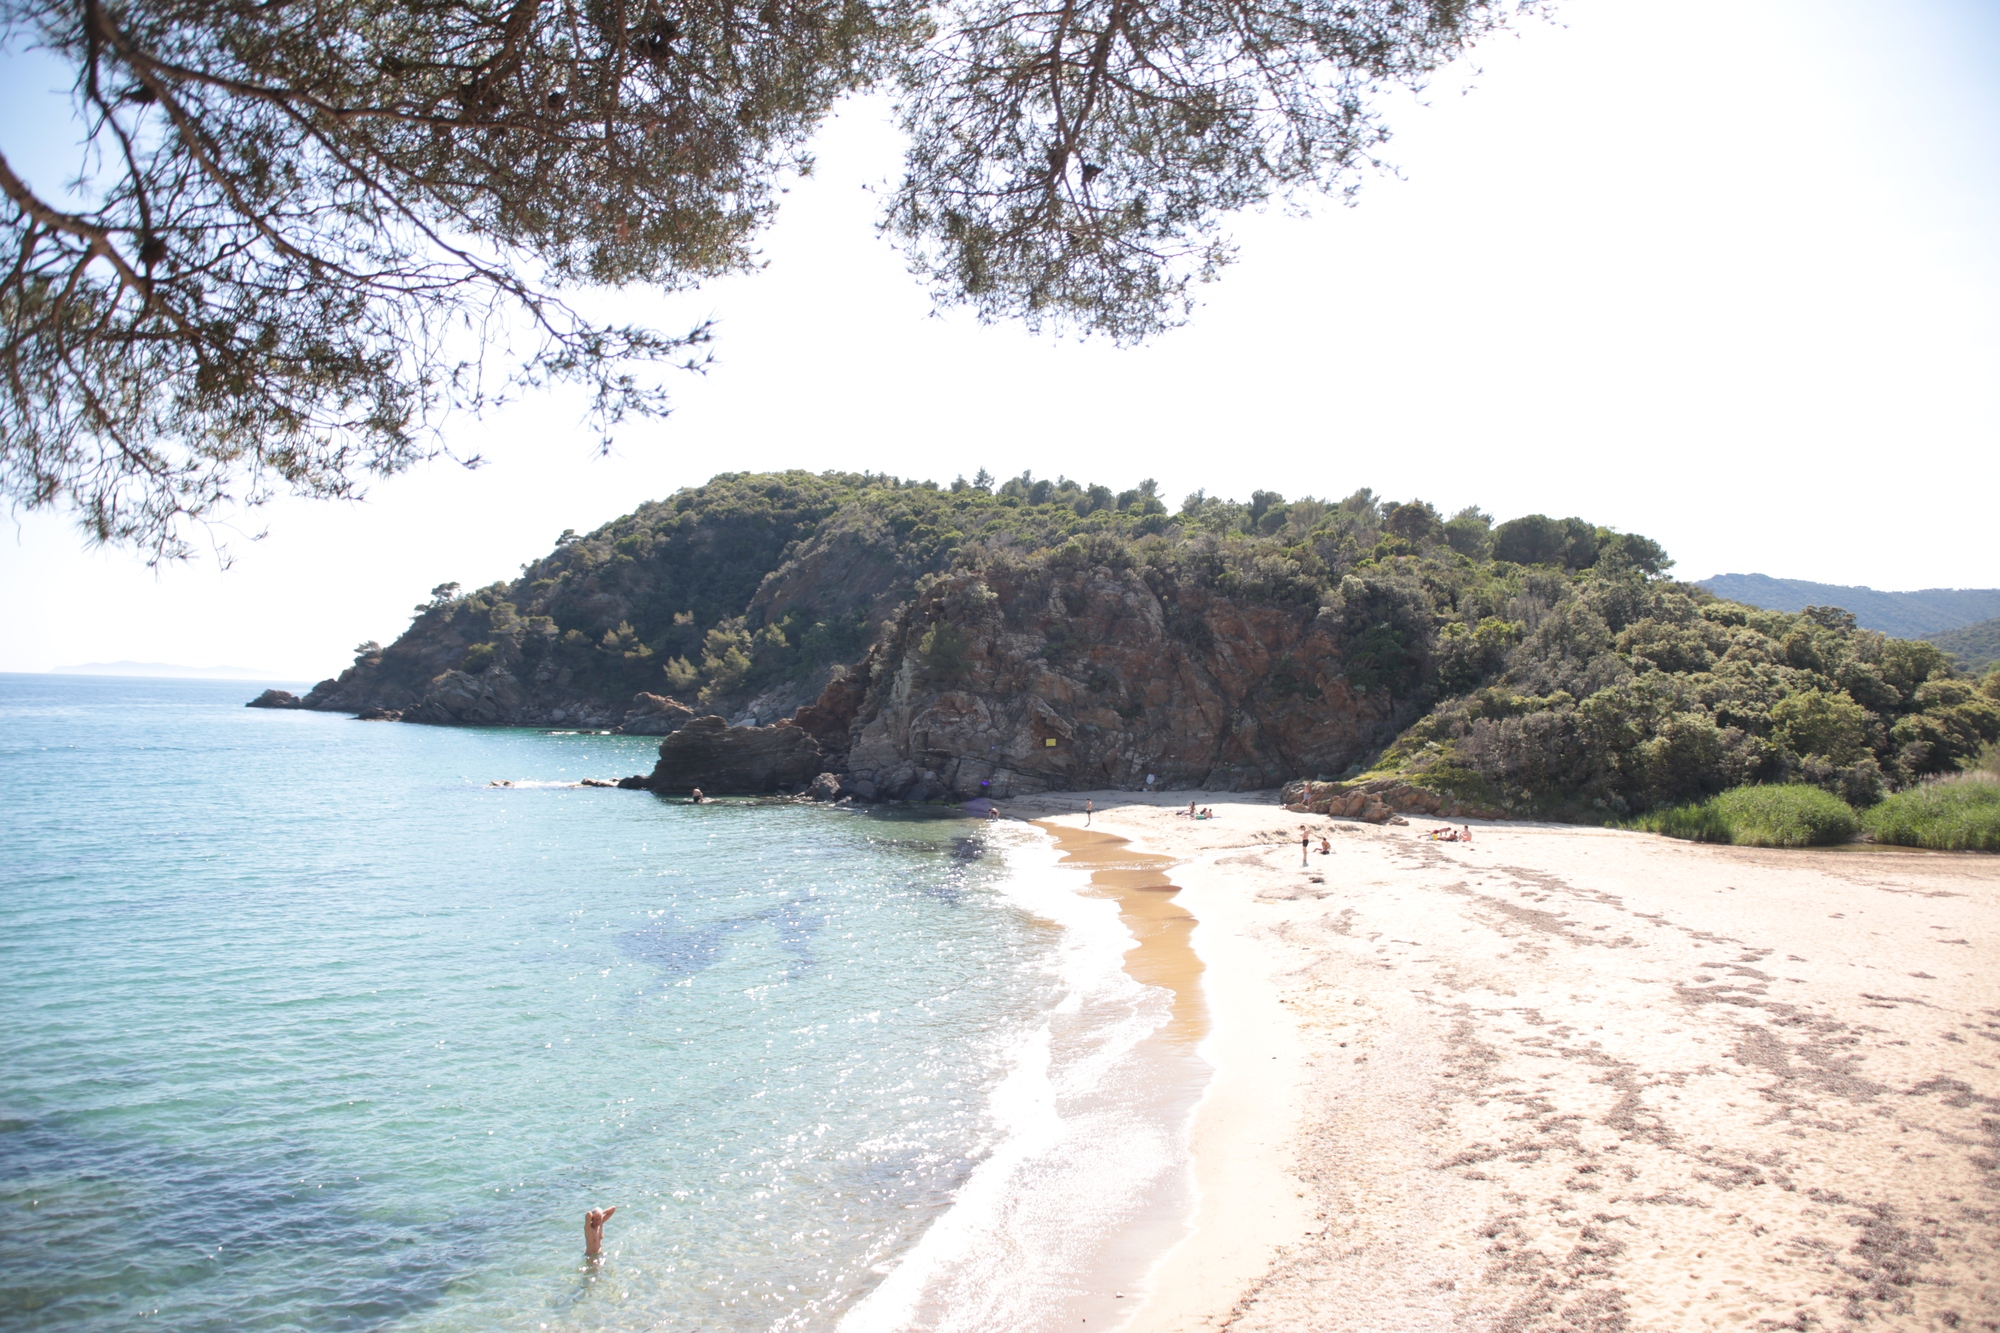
xmin=837 ymin=823 xmax=1204 ymax=1333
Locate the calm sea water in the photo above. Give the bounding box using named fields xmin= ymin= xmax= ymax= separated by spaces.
xmin=0 ymin=676 xmax=1193 ymax=1333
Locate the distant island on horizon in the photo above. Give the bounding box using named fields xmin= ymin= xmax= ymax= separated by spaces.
xmin=53 ymin=661 xmax=298 ymax=681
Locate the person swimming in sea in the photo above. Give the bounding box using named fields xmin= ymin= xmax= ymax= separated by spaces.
xmin=584 ymin=1205 xmax=616 ymax=1259
xmin=690 ymin=788 xmax=707 ymax=804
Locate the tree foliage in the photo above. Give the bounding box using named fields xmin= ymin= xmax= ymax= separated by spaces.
xmin=1 ymin=0 xmax=1527 ymax=558
xmin=886 ymin=0 xmax=1521 ymax=338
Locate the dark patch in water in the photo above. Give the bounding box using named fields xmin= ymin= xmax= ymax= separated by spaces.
xmin=620 ymin=900 xmax=832 ymax=982
xmin=620 ymin=915 xmax=735 ymax=981
xmin=0 ymin=1114 xmax=498 ymax=1332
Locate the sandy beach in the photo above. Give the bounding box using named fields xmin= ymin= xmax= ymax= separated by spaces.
xmin=1009 ymin=791 xmax=2000 ymax=1332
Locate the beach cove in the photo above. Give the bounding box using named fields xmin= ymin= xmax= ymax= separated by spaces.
xmin=6 ymin=673 xmax=1998 ymax=1331
xmin=1009 ymin=791 xmax=2000 ymax=1332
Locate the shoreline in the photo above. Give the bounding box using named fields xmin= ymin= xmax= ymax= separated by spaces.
xmin=1030 ymin=819 xmax=1214 ymax=1326
xmin=1013 ymin=791 xmax=1314 ymax=1332
xmin=1007 ymin=789 xmax=2000 ymax=1330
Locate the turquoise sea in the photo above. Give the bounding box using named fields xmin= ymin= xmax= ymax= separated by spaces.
xmin=0 ymin=676 xmax=1196 ymax=1332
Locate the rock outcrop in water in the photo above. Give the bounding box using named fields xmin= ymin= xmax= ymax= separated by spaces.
xmin=246 ymin=689 xmax=302 ymax=709
xmin=644 ymin=715 xmax=826 ymax=794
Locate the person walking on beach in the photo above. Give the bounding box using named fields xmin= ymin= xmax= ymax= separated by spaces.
xmin=584 ymin=1205 xmax=616 ymax=1259
xmin=1085 ymin=798 xmax=1093 ymax=826
xmin=1300 ymin=826 xmax=1311 ymax=866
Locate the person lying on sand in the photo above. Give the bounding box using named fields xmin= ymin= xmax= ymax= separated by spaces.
xmin=584 ymin=1205 xmax=616 ymax=1258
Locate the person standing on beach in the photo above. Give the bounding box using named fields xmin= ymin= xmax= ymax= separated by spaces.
xmin=584 ymin=1205 xmax=616 ymax=1259
xmin=1085 ymin=798 xmax=1093 ymax=826
xmin=1300 ymin=827 xmax=1311 ymax=866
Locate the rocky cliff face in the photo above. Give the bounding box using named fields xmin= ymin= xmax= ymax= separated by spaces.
xmin=641 ymin=559 xmax=1410 ymax=798
xmin=844 ymin=564 xmax=1408 ymax=796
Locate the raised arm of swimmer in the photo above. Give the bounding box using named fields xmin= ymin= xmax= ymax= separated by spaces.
xmin=585 ymin=1205 xmax=617 ymax=1257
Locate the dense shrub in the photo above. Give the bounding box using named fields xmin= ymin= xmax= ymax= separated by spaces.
xmin=1863 ymin=775 xmax=2000 ymax=851
xmin=1493 ymin=514 xmax=1598 ymax=570
xmin=1371 ymin=564 xmax=1998 ymax=815
xmin=1630 ymin=784 xmax=1861 ymax=847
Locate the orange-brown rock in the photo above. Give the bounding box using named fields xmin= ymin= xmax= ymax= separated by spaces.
xmin=813 ymin=563 xmax=1414 ymax=801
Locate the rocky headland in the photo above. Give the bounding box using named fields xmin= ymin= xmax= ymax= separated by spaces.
xmin=253 ymin=470 xmax=1999 ymax=818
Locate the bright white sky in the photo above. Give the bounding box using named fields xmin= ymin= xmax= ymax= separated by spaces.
xmin=2 ymin=0 xmax=1995 ymax=677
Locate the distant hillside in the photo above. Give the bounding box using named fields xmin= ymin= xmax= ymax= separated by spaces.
xmin=56 ymin=661 xmax=288 ymax=680
xmin=1925 ymin=616 xmax=2000 ymax=675
xmin=1697 ymin=574 xmax=2000 ymax=639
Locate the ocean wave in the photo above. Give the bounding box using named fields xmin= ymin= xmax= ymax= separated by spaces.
xmin=837 ymin=824 xmax=1203 ymax=1333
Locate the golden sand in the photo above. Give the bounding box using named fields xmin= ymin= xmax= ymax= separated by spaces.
xmin=1006 ymin=790 xmax=2000 ymax=1333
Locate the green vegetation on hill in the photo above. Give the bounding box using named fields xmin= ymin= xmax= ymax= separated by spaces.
xmin=1924 ymin=615 xmax=2000 ymax=676
xmin=377 ymin=470 xmax=1179 ymax=710
xmin=337 ymin=470 xmax=2000 ymax=817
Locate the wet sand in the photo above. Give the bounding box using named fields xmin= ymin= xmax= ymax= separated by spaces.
xmin=1009 ymin=791 xmax=2000 ymax=1333
xmin=1035 ymin=821 xmax=1208 ymax=1044
xmin=1028 ymin=820 xmax=1212 ymax=1327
